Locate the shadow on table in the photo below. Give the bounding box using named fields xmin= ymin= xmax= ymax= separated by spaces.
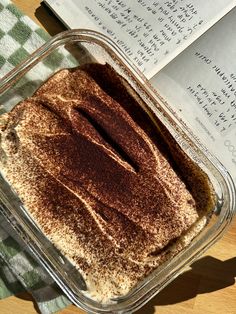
xmin=136 ymin=256 xmax=236 ymax=314
xmin=35 ymin=2 xmax=66 ymax=36
xmin=15 ymin=282 xmax=64 ymax=314
xmin=15 ymin=291 xmax=40 ymax=313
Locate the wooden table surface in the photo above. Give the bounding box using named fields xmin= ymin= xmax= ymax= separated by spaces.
xmin=1 ymin=1 xmax=236 ymax=313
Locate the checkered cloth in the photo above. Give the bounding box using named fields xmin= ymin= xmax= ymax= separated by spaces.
xmin=0 ymin=0 xmax=73 ymax=313
xmin=0 ymin=1 xmax=50 ymax=77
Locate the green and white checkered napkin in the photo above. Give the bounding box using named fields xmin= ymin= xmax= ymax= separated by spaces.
xmin=0 ymin=0 xmax=73 ymax=312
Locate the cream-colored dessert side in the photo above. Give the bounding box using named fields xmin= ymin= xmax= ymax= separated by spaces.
xmin=0 ymin=64 xmax=215 ymax=303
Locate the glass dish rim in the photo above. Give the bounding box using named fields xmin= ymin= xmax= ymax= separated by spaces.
xmin=0 ymin=29 xmax=235 ymax=314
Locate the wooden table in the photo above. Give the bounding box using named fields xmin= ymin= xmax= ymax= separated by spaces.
xmin=1 ymin=1 xmax=236 ymax=313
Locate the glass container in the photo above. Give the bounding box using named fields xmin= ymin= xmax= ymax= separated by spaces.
xmin=0 ymin=30 xmax=235 ymax=314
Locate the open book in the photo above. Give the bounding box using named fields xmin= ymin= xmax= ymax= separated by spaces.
xmin=44 ymin=0 xmax=236 ymax=182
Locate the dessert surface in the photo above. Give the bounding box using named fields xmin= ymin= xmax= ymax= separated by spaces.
xmin=0 ymin=64 xmax=214 ymax=302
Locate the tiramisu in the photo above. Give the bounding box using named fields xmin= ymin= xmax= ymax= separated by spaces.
xmin=0 ymin=64 xmax=215 ymax=303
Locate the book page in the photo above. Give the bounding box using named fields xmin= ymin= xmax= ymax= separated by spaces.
xmin=45 ymin=0 xmax=236 ymax=79
xmin=151 ymin=8 xmax=236 ymax=181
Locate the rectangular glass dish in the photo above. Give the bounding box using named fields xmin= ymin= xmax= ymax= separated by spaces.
xmin=0 ymin=30 xmax=235 ymax=314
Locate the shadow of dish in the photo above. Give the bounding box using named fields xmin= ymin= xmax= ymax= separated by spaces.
xmin=35 ymin=2 xmax=66 ymax=36
xmin=136 ymin=256 xmax=236 ymax=314
xmin=15 ymin=291 xmax=41 ymax=313
xmin=15 ymin=282 xmax=65 ymax=314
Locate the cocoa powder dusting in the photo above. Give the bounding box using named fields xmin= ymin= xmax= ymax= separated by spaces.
xmin=0 ymin=64 xmax=215 ymax=303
